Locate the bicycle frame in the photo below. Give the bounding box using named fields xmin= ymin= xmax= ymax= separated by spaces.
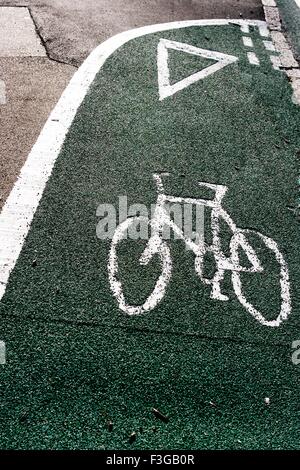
xmin=141 ymin=173 xmax=262 ymax=277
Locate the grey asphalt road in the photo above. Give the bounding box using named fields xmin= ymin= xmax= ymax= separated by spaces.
xmin=0 ymin=0 xmax=263 ymax=209
xmin=2 ymin=0 xmax=264 ymax=65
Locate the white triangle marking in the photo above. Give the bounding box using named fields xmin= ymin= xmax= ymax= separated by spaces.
xmin=157 ymin=38 xmax=238 ymax=100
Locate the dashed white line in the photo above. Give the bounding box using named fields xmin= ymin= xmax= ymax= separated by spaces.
xmin=294 ymin=0 xmax=300 ymax=8
xmin=247 ymin=51 xmax=260 ymax=65
xmin=242 ymin=36 xmax=254 ymax=47
xmin=262 ymin=0 xmax=276 ymax=6
xmin=230 ymin=20 xmax=269 ymax=37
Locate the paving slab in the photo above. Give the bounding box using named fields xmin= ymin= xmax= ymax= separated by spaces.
xmin=0 ymin=58 xmax=75 ymax=209
xmin=0 ymin=6 xmax=46 ymax=57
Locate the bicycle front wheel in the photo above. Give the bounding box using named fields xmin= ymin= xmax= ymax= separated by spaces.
xmin=108 ymin=216 xmax=172 ymax=315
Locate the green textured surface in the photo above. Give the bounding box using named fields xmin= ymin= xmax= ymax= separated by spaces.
xmin=0 ymin=317 xmax=299 ymax=450
xmin=0 ymin=23 xmax=299 ymax=449
xmin=277 ymin=0 xmax=300 ymax=61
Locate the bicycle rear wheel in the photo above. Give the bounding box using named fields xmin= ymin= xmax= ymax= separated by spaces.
xmin=230 ymin=229 xmax=291 ymax=327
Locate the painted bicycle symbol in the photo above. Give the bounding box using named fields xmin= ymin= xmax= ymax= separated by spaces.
xmin=108 ymin=173 xmax=291 ymax=327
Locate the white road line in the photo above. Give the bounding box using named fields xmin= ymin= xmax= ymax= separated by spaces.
xmin=0 ymin=79 xmax=6 ymax=104
xmin=262 ymin=0 xmax=276 ymax=6
xmin=240 ymin=24 xmax=250 ymax=34
xmin=242 ymin=36 xmax=254 ymax=47
xmin=294 ymin=0 xmax=300 ymax=8
xmin=263 ymin=40 xmax=275 ymax=51
xmin=229 ymin=20 xmax=269 ymax=37
xmin=247 ymin=51 xmax=260 ymax=65
xmin=0 ymin=18 xmax=269 ymax=301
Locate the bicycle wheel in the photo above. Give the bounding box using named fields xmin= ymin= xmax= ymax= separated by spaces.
xmin=230 ymin=229 xmax=291 ymax=327
xmin=108 ymin=216 xmax=172 ymax=315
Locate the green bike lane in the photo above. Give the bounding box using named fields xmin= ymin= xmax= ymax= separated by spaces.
xmin=0 ymin=19 xmax=299 ymax=449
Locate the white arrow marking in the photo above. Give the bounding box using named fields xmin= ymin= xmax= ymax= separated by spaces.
xmin=157 ymin=38 xmax=238 ymax=100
